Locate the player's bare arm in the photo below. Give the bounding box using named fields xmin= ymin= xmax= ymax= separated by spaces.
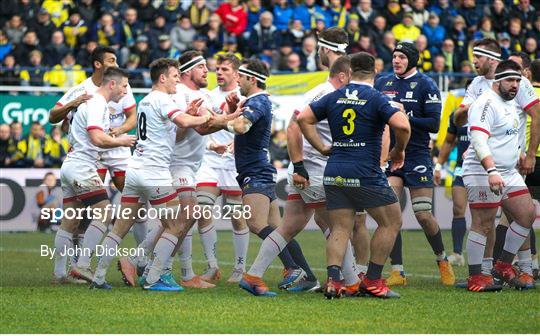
xmin=49 ymin=93 xmax=93 ymax=124
xmin=88 ymin=129 xmax=136 ymax=148
xmin=454 ymin=104 xmax=469 ymax=127
xmin=387 ymin=111 xmax=411 ymax=171
xmin=287 ymin=113 xmax=310 ymax=188
xmin=521 ymin=102 xmax=540 ymax=175
xmin=297 ymin=106 xmax=330 ymax=156
xmin=109 ymin=105 xmax=137 ymax=137
xmin=434 ymin=132 xmax=457 ymax=185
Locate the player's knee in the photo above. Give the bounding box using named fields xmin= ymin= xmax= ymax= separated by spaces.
xmin=197 ymin=191 xmax=217 ymax=207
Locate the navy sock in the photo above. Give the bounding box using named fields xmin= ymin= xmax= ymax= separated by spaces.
xmin=425 ymin=229 xmax=445 ymax=256
xmin=493 ymin=225 xmax=508 ymax=262
xmin=327 ymin=265 xmax=341 ymax=281
xmin=390 ymin=232 xmax=403 ymax=265
xmin=451 ymin=217 xmax=467 ymax=254
xmin=257 ymin=226 xmax=298 ymax=270
xmin=286 ymin=239 xmax=316 ymax=281
xmin=366 ymin=261 xmax=384 ymax=280
xmin=468 ymin=264 xmax=482 ymax=276
xmin=530 ymin=229 xmax=537 ymax=256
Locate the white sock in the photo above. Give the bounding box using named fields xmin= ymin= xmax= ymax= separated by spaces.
xmin=503 ymin=222 xmax=530 ymax=256
xmin=147 ymin=233 xmax=178 ymax=284
xmin=391 ymin=264 xmax=404 ymax=272
xmin=163 ymin=255 xmax=174 ymax=272
xmin=356 ymin=264 xmax=368 ymax=274
xmin=93 ymin=232 xmax=123 ymax=285
xmin=77 ymin=221 xmax=107 ymax=268
xmin=131 ymin=224 xmax=161 ymax=267
xmin=232 ymin=228 xmax=249 ymax=271
xmin=533 ymin=255 xmax=539 ymax=270
xmin=53 ymin=229 xmax=72 ymax=278
xmin=436 ymin=251 xmax=447 ymax=262
xmin=132 ymin=218 xmax=148 ymax=246
xmin=481 ymin=258 xmax=493 ymax=276
xmin=199 ymin=225 xmax=218 ymax=268
xmin=323 ymin=228 xmax=330 ymax=239
xmin=179 ymin=227 xmax=195 ymax=281
xmin=466 ymin=231 xmax=486 ymax=268
xmin=517 ymin=249 xmax=533 ymax=276
xmin=342 ymin=240 xmax=359 ymax=285
xmin=69 ymin=233 xmax=85 ymax=267
xmin=248 ymin=230 xmax=288 ymax=278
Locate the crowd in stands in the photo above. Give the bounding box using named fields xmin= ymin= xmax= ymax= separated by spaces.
xmin=0 ymin=0 xmax=537 ymax=89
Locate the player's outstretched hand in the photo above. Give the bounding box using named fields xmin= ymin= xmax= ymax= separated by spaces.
xmin=389 ymin=148 xmax=405 ymax=171
xmin=519 ymin=153 xmax=535 ymax=176
xmin=72 ymin=93 xmax=92 ymax=108
xmin=225 ymin=93 xmax=240 ymax=113
xmin=120 ymin=135 xmax=137 ymax=147
xmin=488 ymin=173 xmax=505 ymax=195
xmin=433 ymin=169 xmax=442 ymax=185
xmin=186 ymin=98 xmax=204 ymax=116
xmin=109 ymin=127 xmax=122 ymax=137
xmin=209 ymin=142 xmax=228 ymax=155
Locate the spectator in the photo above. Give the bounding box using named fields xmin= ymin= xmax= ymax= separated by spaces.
xmin=78 ymin=0 xmax=98 ymax=25
xmin=428 ymin=0 xmax=458 ymax=30
xmin=0 ymin=30 xmax=13 ymax=63
xmin=36 ymin=172 xmax=62 ymax=232
xmin=269 ymin=130 xmax=289 ymax=168
xmin=245 ymin=0 xmax=263 ymax=35
xmin=447 ymin=15 xmax=468 ymax=63
xmin=125 ymin=54 xmax=148 ymax=88
xmin=41 ymin=0 xmax=73 ymax=28
xmin=61 ymin=9 xmax=88 ymax=50
xmin=409 ymin=0 xmax=429 ymax=28
xmin=450 ymin=60 xmax=474 ymax=89
xmin=416 ymin=34 xmax=432 ymax=72
xmin=13 ymin=31 xmax=40 ymax=66
xmin=186 ymin=0 xmax=212 ymax=33
xmin=369 ymin=15 xmax=387 ymax=50
xmin=281 ymin=52 xmax=302 ymax=72
xmin=299 ymin=36 xmax=318 ymax=72
xmin=16 ymin=0 xmax=40 ymax=24
xmin=215 ymin=0 xmax=247 ymax=37
xmin=459 ymin=0 xmax=482 ymax=33
xmin=150 ymin=34 xmax=180 ymax=60
xmin=206 ymin=56 xmax=217 ymax=71
xmin=498 ymin=32 xmax=512 ymax=60
xmin=431 ymin=54 xmax=446 ymax=73
xmin=89 ymin=13 xmax=122 ymax=48
xmin=158 ymin=0 xmax=183 ymax=26
xmin=0 ymin=54 xmax=21 ymax=86
xmin=325 ymin=0 xmax=348 ymax=29
xmin=100 ymin=0 xmax=129 ymax=21
xmin=14 ymin=122 xmax=47 ymax=168
xmin=381 ymin=0 xmax=403 ymax=28
xmin=374 ymin=57 xmax=384 ymax=73
xmin=313 ymin=14 xmax=327 ymax=35
xmin=147 ymin=13 xmax=172 ymax=49
xmin=351 ymin=34 xmax=376 ymax=56
xmin=511 ymin=0 xmax=535 ymax=31
xmin=375 ymin=31 xmax=395 ymax=71
xmin=134 ymin=0 xmax=157 ymax=26
xmin=28 ymin=8 xmax=55 ymax=46
xmin=216 ymin=35 xmax=242 ymax=60
xmin=203 ymin=14 xmax=225 ymax=56
xmin=20 ymin=50 xmax=49 ymax=87
xmin=76 ymin=40 xmax=97 ymax=68
xmin=121 ymin=8 xmax=145 ymax=48
xmin=351 ymin=0 xmax=378 ymax=32
xmin=170 ymin=16 xmax=196 ymax=52
xmin=273 ymin=0 xmax=294 ymax=32
xmin=247 ymin=11 xmax=277 ymax=58
xmin=273 ymin=39 xmax=293 ymax=71
xmin=130 ymin=35 xmax=151 ymax=68
xmin=293 ymin=0 xmax=325 ymax=32
xmin=524 ymin=37 xmax=539 ymax=59
xmin=422 ymin=12 xmax=445 ymax=55
xmin=472 ymin=17 xmax=496 ymax=41
xmin=43 ymin=30 xmax=69 ymax=67
xmin=440 ymin=38 xmax=460 ymax=73
xmin=483 ymin=0 xmax=509 ymax=34
xmin=391 ymin=12 xmax=420 ymax=42
xmin=10 ymin=121 xmax=23 ymax=142
xmin=507 ymin=18 xmax=525 ymax=52
xmin=188 ymin=34 xmax=211 ymax=59
xmin=346 ymin=14 xmax=361 ymax=53
xmin=0 ymin=124 xmax=13 ymax=167
xmin=526 ymin=16 xmax=540 ymax=42
xmin=43 ymin=126 xmax=68 ymax=168
xmin=47 ymin=53 xmax=87 ymax=87
xmin=4 ymin=14 xmax=26 ymax=45
xmin=288 ymin=19 xmax=306 ymax=51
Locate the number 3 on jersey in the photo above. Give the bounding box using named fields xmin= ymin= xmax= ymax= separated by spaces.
xmin=137 ymin=112 xmax=147 ymax=140
xmin=342 ymin=108 xmax=356 ymax=135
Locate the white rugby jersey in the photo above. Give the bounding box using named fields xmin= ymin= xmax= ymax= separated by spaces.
xmin=462 ymin=88 xmax=521 ymax=176
xmin=170 ymin=83 xmax=217 ymax=172
xmin=295 ymin=81 xmax=334 ymax=162
xmin=129 ymin=90 xmax=179 ymax=169
xmin=461 ymin=75 xmax=539 ymax=150
xmin=64 ymin=94 xmax=110 ymax=165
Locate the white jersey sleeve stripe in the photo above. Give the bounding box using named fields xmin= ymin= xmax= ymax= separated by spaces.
xmin=524 ymin=99 xmax=539 ymax=112
xmin=87 ymin=126 xmax=103 ymax=131
xmin=167 ymin=109 xmax=181 ymax=118
xmin=123 ymin=103 xmax=137 ymax=111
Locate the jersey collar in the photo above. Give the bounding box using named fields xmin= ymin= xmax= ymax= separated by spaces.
xmin=349 ymin=80 xmax=373 ymax=87
xmin=246 ymin=91 xmax=269 ymax=99
xmin=395 ymin=70 xmax=418 ymax=80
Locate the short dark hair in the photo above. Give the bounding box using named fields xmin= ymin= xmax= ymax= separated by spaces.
xmin=495 ymin=59 xmax=522 ymax=75
xmin=473 ymin=38 xmax=501 ymax=56
xmin=509 ymin=51 xmax=531 ymax=69
xmin=530 ymin=59 xmax=540 ymax=83
xmin=242 ymin=58 xmax=269 ymax=89
xmin=90 ymin=46 xmax=116 ymax=70
xmin=329 ymin=55 xmax=351 ymax=78
xmin=216 ymin=53 xmax=241 ymax=70
xmin=150 ymin=58 xmax=179 ymax=83
xmin=350 ymin=52 xmax=375 ymax=79
xmin=102 ymin=67 xmax=129 ymax=84
xmin=319 ymin=27 xmax=348 ymax=55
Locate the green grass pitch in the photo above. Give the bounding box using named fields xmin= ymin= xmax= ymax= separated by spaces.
xmin=1 ymin=230 xmax=539 ymax=333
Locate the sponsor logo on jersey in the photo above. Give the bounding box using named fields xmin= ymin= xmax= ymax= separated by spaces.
xmin=420 ymin=176 xmax=428 ymax=182
xmin=478 ymin=190 xmax=488 ymax=201
xmin=426 ymin=93 xmax=440 ymax=103
xmin=323 ymin=176 xmax=361 ymax=187
xmin=406 ymin=91 xmax=413 ymax=99
xmin=345 ymin=89 xmax=359 ymax=100
xmin=480 ymin=99 xmax=490 ymax=122
xmin=385 ymin=81 xmax=393 ymax=86
xmin=410 ymin=82 xmax=417 ymax=89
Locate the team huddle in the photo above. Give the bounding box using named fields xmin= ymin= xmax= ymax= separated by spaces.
xmin=48 ymin=27 xmax=539 ymax=299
